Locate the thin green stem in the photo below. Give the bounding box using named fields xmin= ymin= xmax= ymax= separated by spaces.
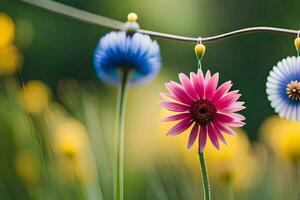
xmin=113 ymin=71 xmax=129 ymax=200
xmin=195 ymin=54 xmax=202 ymax=69
xmin=198 ymin=151 xmax=211 ymax=200
xmin=198 ymin=59 xmax=202 ymax=69
xmin=226 ymin=178 xmax=235 ymax=200
xmin=292 ymin=161 xmax=300 ymax=200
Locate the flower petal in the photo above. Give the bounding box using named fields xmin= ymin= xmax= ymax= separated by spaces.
xmin=195 ymin=69 xmax=205 ymax=99
xmin=179 ymin=73 xmax=198 ymax=100
xmin=188 ymin=123 xmax=199 ymax=149
xmin=167 ymin=118 xmax=193 ymax=135
xmin=160 ymin=92 xmax=172 ymax=100
xmin=215 ymin=113 xmax=235 ymax=123
xmin=226 ymin=113 xmax=246 ymax=121
xmin=160 ymin=101 xmax=190 ymax=112
xmin=226 ymin=121 xmax=246 ymax=127
xmin=215 ymin=91 xmax=241 ymax=110
xmin=212 ymin=123 xmax=227 ymax=144
xmin=213 ymin=121 xmax=236 ymax=135
xmin=165 ymin=82 xmax=193 ymax=104
xmin=211 ymin=81 xmax=232 ymax=103
xmin=207 ymin=123 xmax=220 ymax=150
xmin=161 ymin=113 xmax=190 ymax=122
xmin=205 ymin=70 xmax=211 ymax=82
xmin=199 ymin=125 xmax=207 ymax=152
xmin=205 ymin=73 xmax=219 ymax=100
xmin=220 ymin=101 xmax=246 ymax=112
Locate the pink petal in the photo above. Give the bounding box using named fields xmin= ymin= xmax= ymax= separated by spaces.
xmin=207 ymin=124 xmax=220 ymax=150
xmin=205 ymin=70 xmax=211 ymax=82
xmin=161 ymin=113 xmax=191 ymax=122
xmin=212 ymin=124 xmax=227 ymax=144
xmin=199 ymin=126 xmax=207 ymax=152
xmin=179 ymin=73 xmax=198 ymax=100
xmin=188 ymin=123 xmax=199 ymax=149
xmin=215 ymin=91 xmax=241 ymax=110
xmin=160 ymin=92 xmax=172 ymax=100
xmin=211 ymin=81 xmax=232 ymax=103
xmin=226 ymin=121 xmax=246 ymax=127
xmin=213 ymin=121 xmax=236 ymax=135
xmin=167 ymin=118 xmax=193 ymax=135
xmin=205 ymin=73 xmax=219 ymax=100
xmin=192 ymin=71 xmax=205 ymax=99
xmin=226 ymin=113 xmax=246 ymax=121
xmin=215 ymin=113 xmax=235 ymax=123
xmin=165 ymin=82 xmax=192 ymax=105
xmin=220 ymin=101 xmax=246 ymax=112
xmin=160 ymin=101 xmax=190 ymax=112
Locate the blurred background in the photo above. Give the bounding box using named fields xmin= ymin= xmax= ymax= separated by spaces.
xmin=1 ymin=0 xmax=300 ymax=199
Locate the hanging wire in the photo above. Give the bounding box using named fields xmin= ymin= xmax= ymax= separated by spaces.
xmin=20 ymin=0 xmax=299 ymax=43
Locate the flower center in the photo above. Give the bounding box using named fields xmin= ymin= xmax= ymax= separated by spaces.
xmin=286 ymin=80 xmax=300 ymax=101
xmin=190 ymin=99 xmax=217 ymax=125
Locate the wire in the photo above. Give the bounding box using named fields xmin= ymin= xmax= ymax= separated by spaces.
xmin=20 ymin=0 xmax=299 ymax=43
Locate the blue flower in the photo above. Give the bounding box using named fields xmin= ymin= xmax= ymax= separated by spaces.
xmin=93 ymin=31 xmax=161 ymax=86
xmin=266 ymin=56 xmax=300 ymax=120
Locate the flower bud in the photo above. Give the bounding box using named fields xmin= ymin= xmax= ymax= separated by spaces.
xmin=127 ymin=13 xmax=138 ymax=22
xmin=295 ymin=37 xmax=300 ymax=52
xmin=195 ymin=43 xmax=206 ymax=59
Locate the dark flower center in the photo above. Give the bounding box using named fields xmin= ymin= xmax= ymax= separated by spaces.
xmin=286 ymin=80 xmax=300 ymax=101
xmin=190 ymin=99 xmax=217 ymax=125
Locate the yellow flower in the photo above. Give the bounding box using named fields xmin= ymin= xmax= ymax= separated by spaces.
xmin=15 ymin=150 xmax=39 ymax=185
xmin=127 ymin=13 xmax=138 ymax=22
xmin=261 ymin=116 xmax=300 ymax=162
xmin=259 ymin=115 xmax=287 ymax=148
xmin=54 ymin=118 xmax=89 ymax=158
xmin=260 ymin=115 xmax=300 ymax=163
xmin=54 ymin=117 xmax=99 ymax=185
xmin=0 ymin=12 xmax=15 ymax=49
xmin=21 ymin=80 xmax=51 ymax=114
xmin=203 ymin=129 xmax=260 ymax=192
xmin=0 ymin=45 xmax=22 ymax=75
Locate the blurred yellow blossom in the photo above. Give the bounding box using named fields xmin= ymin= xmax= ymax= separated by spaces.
xmin=54 ymin=118 xmax=89 ymax=158
xmin=54 ymin=118 xmax=98 ymax=185
xmin=21 ymin=80 xmax=51 ymax=114
xmin=204 ymin=129 xmax=260 ymax=192
xmin=261 ymin=116 xmax=300 ymax=163
xmin=259 ymin=115 xmax=288 ymax=149
xmin=0 ymin=44 xmax=22 ymax=75
xmin=15 ymin=150 xmax=39 ymax=185
xmin=0 ymin=12 xmax=15 ymax=49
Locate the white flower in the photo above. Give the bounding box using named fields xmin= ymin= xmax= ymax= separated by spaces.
xmin=266 ymin=56 xmax=300 ymax=120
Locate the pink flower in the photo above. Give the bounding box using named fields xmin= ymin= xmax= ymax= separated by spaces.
xmin=161 ymin=69 xmax=246 ymax=152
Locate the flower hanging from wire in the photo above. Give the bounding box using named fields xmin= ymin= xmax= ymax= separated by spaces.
xmin=266 ymin=56 xmax=300 ymax=120
xmin=93 ymin=14 xmax=161 ymax=86
xmin=161 ymin=69 xmax=245 ymax=152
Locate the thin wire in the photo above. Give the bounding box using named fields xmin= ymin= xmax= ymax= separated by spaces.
xmin=20 ymin=0 xmax=299 ymax=43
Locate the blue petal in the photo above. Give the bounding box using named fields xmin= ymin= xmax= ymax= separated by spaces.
xmin=93 ymin=32 xmax=161 ymax=86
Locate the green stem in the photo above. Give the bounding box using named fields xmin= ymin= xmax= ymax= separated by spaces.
xmin=226 ymin=178 xmax=235 ymax=200
xmin=196 ymin=55 xmax=202 ymax=69
xmin=198 ymin=151 xmax=211 ymax=200
xmin=293 ymin=161 xmax=299 ymax=200
xmin=113 ymin=71 xmax=129 ymax=200
xmin=198 ymin=59 xmax=202 ymax=69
